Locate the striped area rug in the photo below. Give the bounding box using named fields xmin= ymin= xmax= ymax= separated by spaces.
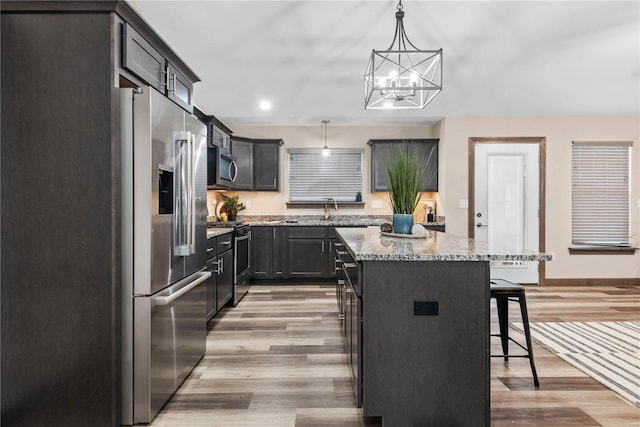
xmin=514 ymin=321 xmax=640 ymax=407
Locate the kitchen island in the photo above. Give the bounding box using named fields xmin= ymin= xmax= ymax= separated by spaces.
xmin=335 ymin=227 xmax=552 ymax=427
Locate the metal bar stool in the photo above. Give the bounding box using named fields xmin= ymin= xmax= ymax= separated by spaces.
xmin=490 ymin=278 xmax=540 ymax=387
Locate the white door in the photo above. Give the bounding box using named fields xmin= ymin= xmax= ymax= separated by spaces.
xmin=474 ymin=143 xmax=539 ymax=284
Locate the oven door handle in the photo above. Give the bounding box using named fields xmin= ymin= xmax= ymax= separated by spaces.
xmin=235 ymin=234 xmax=250 ymax=242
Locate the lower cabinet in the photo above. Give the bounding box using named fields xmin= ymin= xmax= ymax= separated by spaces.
xmin=287 ymin=234 xmax=326 ymax=278
xmin=250 ymin=225 xmax=365 ymax=280
xmin=336 ymin=244 xmax=362 ymax=406
xmin=206 ymin=232 xmax=234 ymax=322
xmin=251 ymin=226 xmax=288 ymax=279
xmin=216 ymin=248 xmax=233 ymax=311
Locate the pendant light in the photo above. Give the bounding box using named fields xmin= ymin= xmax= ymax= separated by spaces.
xmin=364 ymin=0 xmax=442 ymax=110
xmin=321 ymin=120 xmax=330 ymax=157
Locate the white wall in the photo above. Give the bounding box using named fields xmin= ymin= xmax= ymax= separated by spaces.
xmin=439 ymin=116 xmax=640 ymax=280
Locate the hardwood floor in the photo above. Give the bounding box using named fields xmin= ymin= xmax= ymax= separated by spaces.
xmin=150 ymin=284 xmax=640 ymax=427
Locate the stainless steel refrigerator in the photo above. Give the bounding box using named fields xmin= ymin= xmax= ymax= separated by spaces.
xmin=120 ymin=87 xmax=210 ymax=425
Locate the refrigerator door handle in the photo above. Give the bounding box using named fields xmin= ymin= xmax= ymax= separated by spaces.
xmin=188 ymin=133 xmax=196 ymax=254
xmin=153 ymin=271 xmax=211 ymax=306
xmin=174 ymin=130 xmax=191 ymax=256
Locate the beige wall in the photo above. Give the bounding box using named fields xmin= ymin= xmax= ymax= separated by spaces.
xmin=209 ymin=116 xmax=639 ymax=280
xmin=439 ymin=116 xmax=640 ymax=280
xmin=209 ymin=125 xmax=439 ymax=219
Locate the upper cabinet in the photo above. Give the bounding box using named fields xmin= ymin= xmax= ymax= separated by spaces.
xmin=368 ymin=139 xmax=439 ymax=192
xmin=122 ymin=22 xmax=165 ymax=92
xmin=253 ymin=140 xmax=282 ymax=191
xmin=121 ymin=22 xmax=195 ymax=113
xmin=230 ymin=137 xmax=253 ymax=190
xmin=165 ymin=62 xmax=194 ymax=113
xmin=230 ymin=138 xmax=283 ymax=192
xmin=211 ymin=117 xmax=232 ymax=149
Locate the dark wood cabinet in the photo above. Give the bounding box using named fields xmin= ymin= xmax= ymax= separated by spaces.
xmin=216 ymin=248 xmax=233 ymax=311
xmin=370 ymin=141 xmax=402 ymax=192
xmin=166 ymin=62 xmax=194 ymax=113
xmin=251 ymin=226 xmax=288 ymax=279
xmin=206 ymin=238 xmax=218 ymax=320
xmin=253 ymin=139 xmax=282 ymax=191
xmin=250 ymin=226 xmax=363 ymax=280
xmin=205 ymin=232 xmax=233 ymax=320
xmin=1 ymin=2 xmax=200 ymax=426
xmin=368 ymin=139 xmax=439 ymax=191
xmin=230 ymin=138 xmax=282 ymax=192
xmin=337 ymin=247 xmax=361 ymax=406
xmin=231 ymin=137 xmax=253 ymax=190
xmin=288 ymin=239 xmax=326 ymax=277
xmin=287 ymin=227 xmax=327 ymax=277
xmin=122 ymin=22 xmax=165 ymax=92
xmin=121 ymin=23 xmax=195 ymax=113
xmin=211 ymin=121 xmax=232 ymax=149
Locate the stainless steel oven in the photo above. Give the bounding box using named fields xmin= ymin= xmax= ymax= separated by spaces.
xmin=233 ymin=224 xmax=250 ymax=305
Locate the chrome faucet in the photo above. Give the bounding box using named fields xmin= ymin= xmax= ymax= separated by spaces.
xmin=323 ymin=198 xmax=338 ymax=220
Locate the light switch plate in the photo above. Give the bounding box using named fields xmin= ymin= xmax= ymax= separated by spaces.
xmin=371 ymin=200 xmax=382 ymax=209
xmin=245 ymin=200 xmax=252 ymax=208
xmin=459 ymin=199 xmax=469 ymax=209
xmin=637 ymin=198 xmax=640 ymax=208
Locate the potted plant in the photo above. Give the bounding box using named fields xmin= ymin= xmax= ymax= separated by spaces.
xmin=356 ymin=191 xmax=363 ymax=202
xmin=222 ymin=194 xmax=246 ymax=221
xmin=387 ymin=151 xmax=423 ymax=234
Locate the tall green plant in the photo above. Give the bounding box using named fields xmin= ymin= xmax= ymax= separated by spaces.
xmin=386 ymin=150 xmax=424 ymax=214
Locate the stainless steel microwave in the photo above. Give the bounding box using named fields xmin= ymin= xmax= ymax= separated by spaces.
xmin=207 ymin=145 xmax=237 ymax=189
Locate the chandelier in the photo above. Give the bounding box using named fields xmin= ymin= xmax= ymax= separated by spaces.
xmin=364 ymin=0 xmax=442 ymax=110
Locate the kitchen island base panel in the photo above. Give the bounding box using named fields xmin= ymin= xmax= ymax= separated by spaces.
xmin=362 ymin=260 xmax=490 ymax=426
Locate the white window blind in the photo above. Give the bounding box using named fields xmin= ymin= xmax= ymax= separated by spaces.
xmin=289 ymin=148 xmax=363 ymax=202
xmin=571 ymin=141 xmax=631 ymax=245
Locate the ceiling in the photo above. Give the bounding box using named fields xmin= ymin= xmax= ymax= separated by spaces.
xmin=131 ymin=0 xmax=639 ymax=127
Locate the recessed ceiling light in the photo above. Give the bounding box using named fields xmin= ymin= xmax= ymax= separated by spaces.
xmin=259 ymin=100 xmax=272 ymax=111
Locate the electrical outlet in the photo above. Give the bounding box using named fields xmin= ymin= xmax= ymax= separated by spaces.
xmin=245 ymin=200 xmax=252 ymax=209
xmin=371 ymin=200 xmax=382 ymax=209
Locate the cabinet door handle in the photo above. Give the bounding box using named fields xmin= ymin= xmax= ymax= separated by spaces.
xmin=220 ymin=241 xmax=232 ymax=246
xmin=322 ymin=241 xmax=325 ymax=252
xmin=273 ymin=178 xmax=276 ymax=187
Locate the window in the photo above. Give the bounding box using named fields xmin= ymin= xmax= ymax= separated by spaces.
xmin=288 ymin=148 xmax=363 ymax=202
xmin=571 ymin=141 xmax=631 ymax=246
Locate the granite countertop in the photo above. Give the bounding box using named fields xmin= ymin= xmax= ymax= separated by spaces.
xmin=206 ymin=227 xmax=233 ymax=239
xmin=232 ymin=215 xmax=445 ymax=227
xmin=336 ymin=227 xmax=553 ymax=262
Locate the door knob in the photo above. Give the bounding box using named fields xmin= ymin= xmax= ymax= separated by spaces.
xmin=476 ymin=222 xmax=487 ymax=228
